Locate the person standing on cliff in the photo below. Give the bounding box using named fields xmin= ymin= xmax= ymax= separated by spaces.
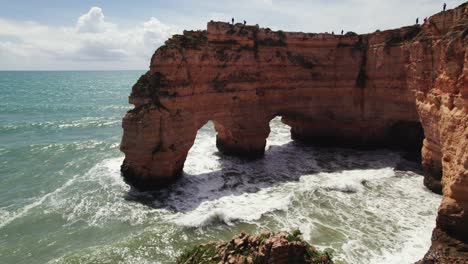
xmin=232 ymin=18 xmax=234 ymax=24
xmin=243 ymin=20 xmax=246 ymax=25
xmin=443 ymin=3 xmax=447 ymax=11
xmin=341 ymin=30 xmax=344 ymax=35
xmin=416 ymin=17 xmax=419 ymax=24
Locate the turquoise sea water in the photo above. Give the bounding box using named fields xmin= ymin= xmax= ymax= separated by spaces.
xmin=0 ymin=71 xmax=441 ymax=263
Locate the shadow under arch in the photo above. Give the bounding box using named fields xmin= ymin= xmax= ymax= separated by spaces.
xmin=125 ymin=117 xmax=424 ymax=214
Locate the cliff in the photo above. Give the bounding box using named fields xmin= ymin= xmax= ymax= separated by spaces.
xmin=120 ymin=3 xmax=467 ymax=262
xmin=409 ymin=5 xmax=468 ymax=263
xmin=121 ymin=22 xmax=425 ymax=187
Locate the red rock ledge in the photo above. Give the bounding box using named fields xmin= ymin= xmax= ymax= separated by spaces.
xmin=177 ymin=231 xmax=333 ymax=264
xmin=120 ymin=3 xmax=467 ymax=262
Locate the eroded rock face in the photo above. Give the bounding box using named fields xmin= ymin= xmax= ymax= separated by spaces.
xmin=121 ymin=23 xmax=425 ymax=188
xmin=120 ymin=3 xmax=467 ymax=262
xmin=408 ymin=5 xmax=468 ymax=262
xmin=176 ymin=231 xmax=333 ymax=264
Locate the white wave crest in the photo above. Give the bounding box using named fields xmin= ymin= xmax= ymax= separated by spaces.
xmin=171 ymin=190 xmax=292 ymax=227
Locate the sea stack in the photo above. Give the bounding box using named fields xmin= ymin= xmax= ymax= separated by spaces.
xmin=120 ymin=3 xmax=467 ymax=262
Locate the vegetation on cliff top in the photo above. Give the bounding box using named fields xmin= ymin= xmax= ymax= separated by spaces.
xmin=177 ymin=230 xmax=335 ymax=264
xmin=160 ymin=32 xmax=208 ymax=51
xmin=384 ymin=25 xmax=421 ymax=46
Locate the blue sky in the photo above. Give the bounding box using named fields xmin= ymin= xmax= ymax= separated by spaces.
xmin=0 ymin=0 xmax=465 ymax=70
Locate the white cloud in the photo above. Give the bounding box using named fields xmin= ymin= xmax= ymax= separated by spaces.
xmin=257 ymin=0 xmax=273 ymax=5
xmin=142 ymin=17 xmax=174 ymax=48
xmin=0 ymin=1 xmax=466 ymax=70
xmin=76 ymin=7 xmax=112 ymax=33
xmin=0 ymin=7 xmax=179 ymax=70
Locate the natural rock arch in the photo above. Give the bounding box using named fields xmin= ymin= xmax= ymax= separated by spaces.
xmin=120 ymin=4 xmax=467 ymax=262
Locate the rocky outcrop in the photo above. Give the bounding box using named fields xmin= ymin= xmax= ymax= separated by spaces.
xmin=121 ymin=22 xmax=425 ymax=189
xmin=177 ymin=231 xmax=333 ymax=264
xmin=120 ymin=3 xmax=467 ymax=262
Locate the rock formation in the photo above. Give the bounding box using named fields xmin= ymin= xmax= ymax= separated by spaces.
xmin=410 ymin=5 xmax=468 ymax=263
xmin=177 ymin=230 xmax=333 ymax=264
xmin=120 ymin=3 xmax=467 ymax=262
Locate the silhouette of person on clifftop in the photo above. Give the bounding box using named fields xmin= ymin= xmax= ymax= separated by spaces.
xmin=341 ymin=30 xmax=344 ymax=35
xmin=243 ymin=20 xmax=246 ymax=25
xmin=443 ymin=3 xmax=447 ymax=11
xmin=416 ymin=17 xmax=419 ymax=24
xmin=232 ymin=18 xmax=234 ymax=24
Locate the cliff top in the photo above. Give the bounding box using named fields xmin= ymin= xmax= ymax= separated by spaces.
xmin=161 ymin=2 xmax=467 ymax=50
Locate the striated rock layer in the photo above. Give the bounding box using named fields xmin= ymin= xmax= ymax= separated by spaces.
xmin=120 ymin=3 xmax=467 ymax=262
xmin=410 ymin=5 xmax=468 ymax=263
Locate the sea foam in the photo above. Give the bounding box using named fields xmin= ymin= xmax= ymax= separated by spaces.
xmin=3 ymin=118 xmax=440 ymax=264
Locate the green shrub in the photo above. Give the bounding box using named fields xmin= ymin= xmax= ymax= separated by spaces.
xmin=385 ymin=32 xmax=403 ymax=46
xmin=385 ymin=25 xmax=421 ymax=46
xmin=163 ymin=34 xmax=208 ymax=50
xmin=177 ymin=230 xmax=335 ymax=264
xmin=277 ymin=30 xmax=287 ymax=42
xmin=345 ymin=31 xmax=358 ymax=36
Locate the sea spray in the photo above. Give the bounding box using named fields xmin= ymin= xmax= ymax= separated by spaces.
xmin=0 ymin=72 xmax=441 ymax=264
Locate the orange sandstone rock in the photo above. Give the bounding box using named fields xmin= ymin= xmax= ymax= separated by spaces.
xmin=120 ymin=3 xmax=468 ymax=262
xmin=176 ymin=231 xmax=332 ymax=264
xmin=121 ymin=24 xmax=425 ymax=188
xmin=409 ymin=4 xmax=468 ymax=262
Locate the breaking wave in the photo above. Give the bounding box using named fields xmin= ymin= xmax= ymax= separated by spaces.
xmin=0 ymin=117 xmax=121 ymax=132
xmin=2 ymin=119 xmax=441 ymax=264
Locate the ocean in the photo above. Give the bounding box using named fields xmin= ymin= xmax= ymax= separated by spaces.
xmin=0 ymin=71 xmax=441 ymax=263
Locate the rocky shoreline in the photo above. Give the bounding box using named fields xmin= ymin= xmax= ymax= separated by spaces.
xmin=177 ymin=231 xmax=334 ymax=264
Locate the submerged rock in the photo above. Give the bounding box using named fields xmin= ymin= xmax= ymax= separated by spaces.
xmin=177 ymin=230 xmax=334 ymax=264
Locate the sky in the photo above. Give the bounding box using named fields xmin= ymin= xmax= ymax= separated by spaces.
xmin=0 ymin=0 xmax=465 ymax=70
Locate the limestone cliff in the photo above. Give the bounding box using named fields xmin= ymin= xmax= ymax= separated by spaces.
xmin=120 ymin=3 xmax=467 ymax=262
xmin=121 ymin=21 xmax=424 ymax=188
xmin=409 ymin=5 xmax=468 ymax=263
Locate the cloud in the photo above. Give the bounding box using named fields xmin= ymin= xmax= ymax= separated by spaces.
xmin=256 ymin=0 xmax=273 ymax=5
xmin=142 ymin=17 xmax=174 ymax=48
xmin=76 ymin=7 xmax=112 ymax=33
xmin=0 ymin=7 xmax=178 ymax=70
xmin=75 ymin=41 xmax=128 ymax=61
xmin=0 ymin=0 xmax=466 ymax=70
